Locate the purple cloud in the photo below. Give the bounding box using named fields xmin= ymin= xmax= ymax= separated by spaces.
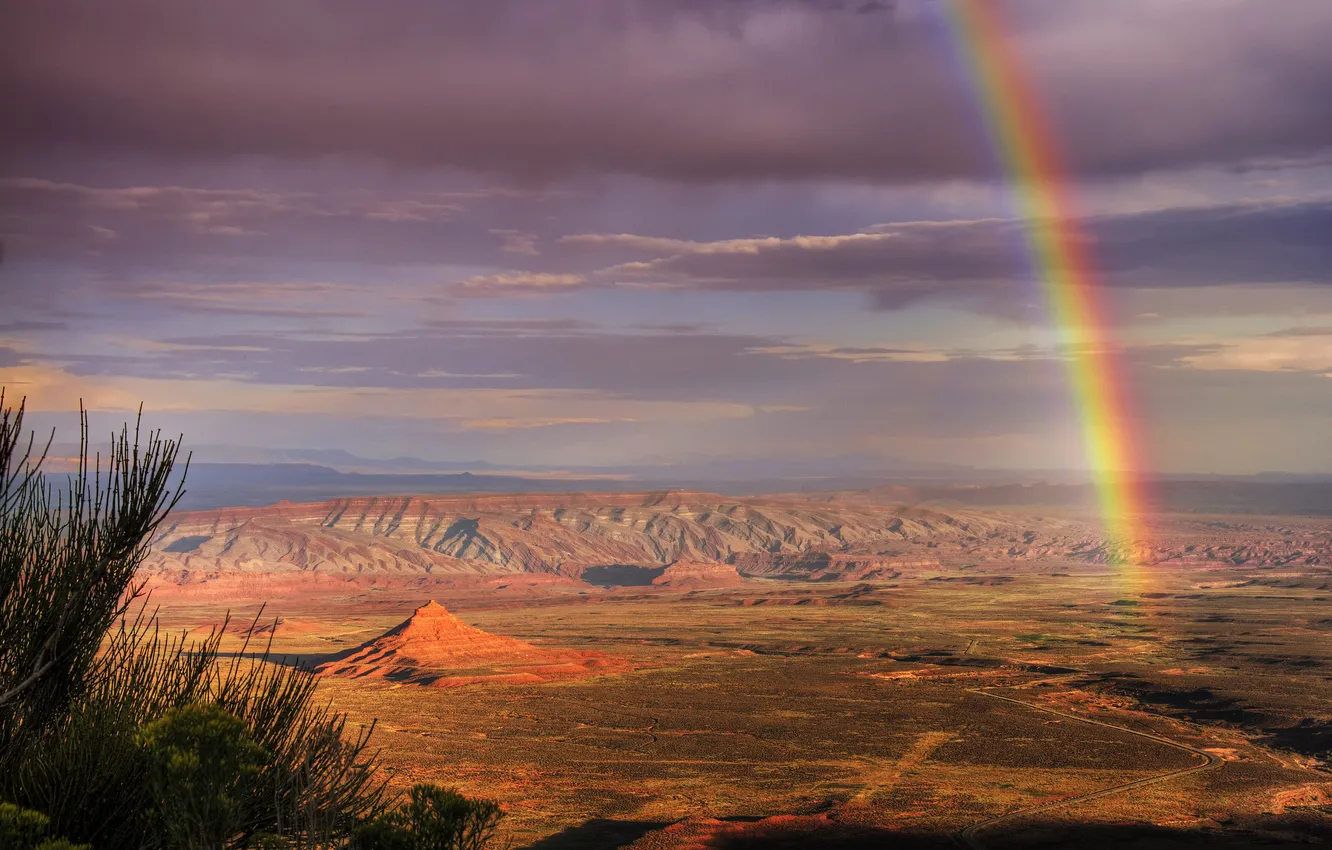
xmin=557 ymin=200 xmax=1332 ymax=308
xmin=4 ymin=0 xmax=1330 ymax=182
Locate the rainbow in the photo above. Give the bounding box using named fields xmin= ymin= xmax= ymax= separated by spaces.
xmin=937 ymin=0 xmax=1151 ymax=574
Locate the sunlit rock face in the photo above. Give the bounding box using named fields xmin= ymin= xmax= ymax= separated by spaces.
xmin=315 ymin=600 xmax=630 ymax=688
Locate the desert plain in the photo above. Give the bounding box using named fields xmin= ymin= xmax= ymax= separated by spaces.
xmin=141 ymin=491 xmax=1332 ymax=848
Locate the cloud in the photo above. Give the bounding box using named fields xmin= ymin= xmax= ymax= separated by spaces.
xmin=0 ymin=321 xmax=67 ymax=333
xmin=459 ymin=417 xmax=621 ymax=431
xmin=1180 ymin=328 xmax=1332 ymax=374
xmin=0 ymin=178 xmax=477 ymax=237
xmin=6 ymin=169 xmax=1328 ymax=324
xmin=558 ymin=200 xmax=1332 ymax=308
xmin=26 ymin=320 xmax=1156 ymax=465
xmin=491 ymin=230 xmax=540 ymax=256
xmin=0 ymin=361 xmax=758 ymax=427
xmin=0 ymin=326 xmax=1097 ymax=471
xmin=11 ymin=319 xmax=1332 ymax=473
xmin=0 ymin=175 xmax=575 ymax=312
xmin=4 ymin=1 xmax=1330 ymax=182
xmin=745 ymin=342 xmax=952 ymax=363
xmin=129 ymin=280 xmax=368 ymax=318
xmin=3 ymin=0 xmax=1330 ymax=479
xmin=454 ymin=272 xmax=588 ymax=297
xmin=418 ymin=318 xmax=598 ymax=336
xmin=570 ymin=222 xmax=1025 ymax=306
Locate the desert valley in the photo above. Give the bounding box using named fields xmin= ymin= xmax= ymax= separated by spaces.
xmin=138 ymin=490 xmax=1332 ymax=848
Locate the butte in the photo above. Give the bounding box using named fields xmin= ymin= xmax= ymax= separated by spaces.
xmin=315 ymin=600 xmax=629 ymax=688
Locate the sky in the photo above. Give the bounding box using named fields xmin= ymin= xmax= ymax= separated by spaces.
xmin=2 ymin=0 xmax=1332 ymax=475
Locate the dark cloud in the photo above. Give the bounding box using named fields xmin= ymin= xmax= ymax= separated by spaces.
xmin=1092 ymin=201 xmax=1332 ymax=287
xmin=561 ymin=200 xmax=1332 ymax=308
xmin=0 ymin=321 xmax=67 ymax=332
xmin=0 ymin=178 xmax=554 ymax=269
xmin=2 ymin=1 xmax=1329 ymax=475
xmin=1267 ymin=326 xmax=1332 ymax=338
xmin=4 ymin=0 xmax=1330 ymax=182
xmin=6 ymin=167 xmax=1329 ymax=320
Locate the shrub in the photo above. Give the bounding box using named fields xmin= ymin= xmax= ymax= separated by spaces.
xmin=139 ymin=704 xmax=269 ymax=849
xmin=0 ymin=802 xmax=89 ymax=850
xmin=352 ymin=817 xmax=416 ymax=850
xmin=0 ymin=393 xmax=388 ymax=848
xmin=0 ymin=396 xmax=184 ymax=756
xmin=353 ymin=785 xmax=504 ymax=850
xmin=0 ymin=801 xmax=51 ymax=848
xmin=5 ymin=603 xmax=388 ymax=848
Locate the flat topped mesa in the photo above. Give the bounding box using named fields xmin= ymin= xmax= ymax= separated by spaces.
xmin=651 ymin=560 xmax=744 ymax=589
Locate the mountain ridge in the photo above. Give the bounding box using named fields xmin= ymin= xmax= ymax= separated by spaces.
xmin=141 ymin=492 xmax=1332 ymax=589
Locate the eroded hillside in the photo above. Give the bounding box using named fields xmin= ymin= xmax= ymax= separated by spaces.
xmin=142 ymin=491 xmax=1332 ymax=585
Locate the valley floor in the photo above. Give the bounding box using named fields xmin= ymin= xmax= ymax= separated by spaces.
xmin=154 ymin=557 xmax=1332 ymax=848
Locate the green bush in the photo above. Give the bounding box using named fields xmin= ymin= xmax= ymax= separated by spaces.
xmin=353 ymin=785 xmax=504 ymax=850
xmin=4 ymin=603 xmax=388 ymax=848
xmin=0 ymin=398 xmax=184 ymax=756
xmin=0 ymin=802 xmax=88 ymax=850
xmin=352 ymin=817 xmax=416 ymax=850
xmin=0 ymin=395 xmax=388 ymax=848
xmin=0 ymin=801 xmax=51 ymax=848
xmin=139 ymin=704 xmax=269 ymax=849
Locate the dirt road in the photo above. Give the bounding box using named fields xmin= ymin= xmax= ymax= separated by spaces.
xmin=957 ymin=688 xmax=1222 ymax=849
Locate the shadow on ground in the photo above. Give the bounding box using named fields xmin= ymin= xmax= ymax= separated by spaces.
xmin=521 ymin=818 xmax=670 ymax=850
xmin=215 ymin=650 xmax=345 ymax=668
xmin=521 ymin=816 xmax=1332 ymax=849
xmin=581 ymin=565 xmax=668 ymax=588
xmin=1100 ymin=675 xmax=1332 ymax=760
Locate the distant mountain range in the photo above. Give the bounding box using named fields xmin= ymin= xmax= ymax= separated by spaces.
xmin=149 ymin=465 xmax=1332 ymax=515
xmin=143 ymin=491 xmax=1332 ymax=596
xmin=169 ymin=445 xmax=981 ymax=482
xmin=35 ymin=443 xmax=1332 ymax=514
xmin=170 ymin=463 xmax=632 ymax=510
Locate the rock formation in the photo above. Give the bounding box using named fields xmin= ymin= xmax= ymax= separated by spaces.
xmin=651 ymin=560 xmax=744 ymax=590
xmin=143 ymin=491 xmax=1006 ymax=582
xmin=141 ymin=492 xmax=1332 ymax=588
xmin=315 ymin=600 xmax=628 ymax=687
